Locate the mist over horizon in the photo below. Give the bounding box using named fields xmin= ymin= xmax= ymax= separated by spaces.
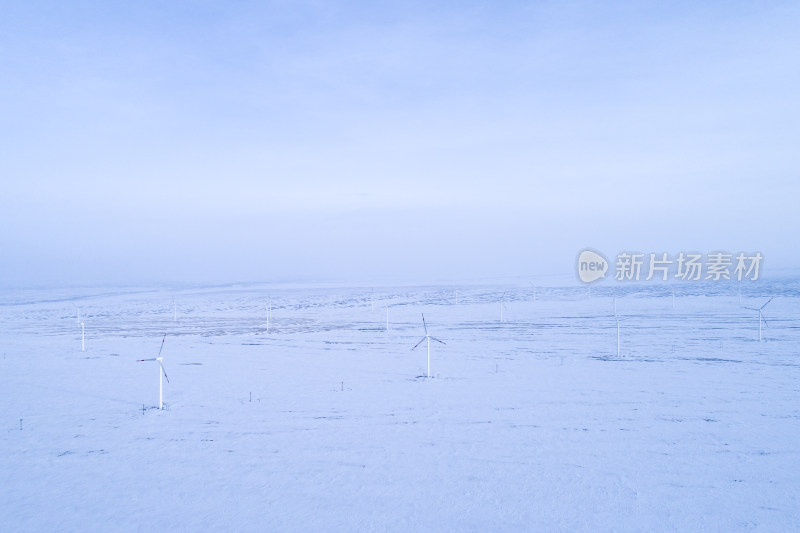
xmin=2 ymin=2 xmax=798 ymax=288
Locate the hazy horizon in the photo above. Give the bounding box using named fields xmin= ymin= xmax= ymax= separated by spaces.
xmin=2 ymin=2 xmax=799 ymax=287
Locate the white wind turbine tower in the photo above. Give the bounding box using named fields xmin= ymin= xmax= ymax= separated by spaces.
xmin=500 ymin=291 xmax=508 ymax=323
xmin=742 ymin=297 xmax=773 ymax=342
xmin=137 ymin=334 xmax=170 ymax=410
xmin=613 ymin=305 xmax=627 ymax=359
xmin=266 ymin=296 xmax=272 ymax=334
xmin=412 ymin=314 xmax=445 ymax=378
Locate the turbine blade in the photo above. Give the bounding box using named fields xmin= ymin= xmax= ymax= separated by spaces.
xmin=761 ymin=297 xmax=774 ymax=310
xmin=761 ymin=314 xmax=768 ymax=328
xmin=430 ymin=336 xmax=446 ymax=345
xmin=412 ymin=337 xmax=427 ymax=350
xmin=137 ymin=358 xmax=156 ymax=362
xmin=742 ymin=307 xmax=759 ymax=311
xmin=157 ymin=333 xmax=166 ymax=357
xmin=159 ymin=362 xmax=170 ymax=383
xmin=422 ymin=314 xmax=428 ymax=335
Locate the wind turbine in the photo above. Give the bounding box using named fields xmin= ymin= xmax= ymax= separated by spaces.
xmin=412 ymin=314 xmax=445 ymax=378
xmin=613 ymin=307 xmax=627 ymax=359
xmin=266 ymin=296 xmax=271 ymax=334
xmin=137 ymin=334 xmax=169 ymax=410
xmin=742 ymin=297 xmax=773 ymax=342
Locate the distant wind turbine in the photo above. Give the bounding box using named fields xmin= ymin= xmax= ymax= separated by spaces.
xmin=500 ymin=291 xmax=508 ymax=323
xmin=613 ymin=306 xmax=627 ymax=359
xmin=742 ymin=297 xmax=773 ymax=342
xmin=267 ymin=296 xmax=271 ymax=334
xmin=412 ymin=314 xmax=445 ymax=378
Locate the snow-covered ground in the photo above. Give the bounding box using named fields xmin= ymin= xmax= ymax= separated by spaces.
xmin=2 ymin=281 xmax=799 ymax=531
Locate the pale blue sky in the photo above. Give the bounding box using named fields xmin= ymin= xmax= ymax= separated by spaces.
xmin=1 ymin=1 xmax=798 ymax=286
